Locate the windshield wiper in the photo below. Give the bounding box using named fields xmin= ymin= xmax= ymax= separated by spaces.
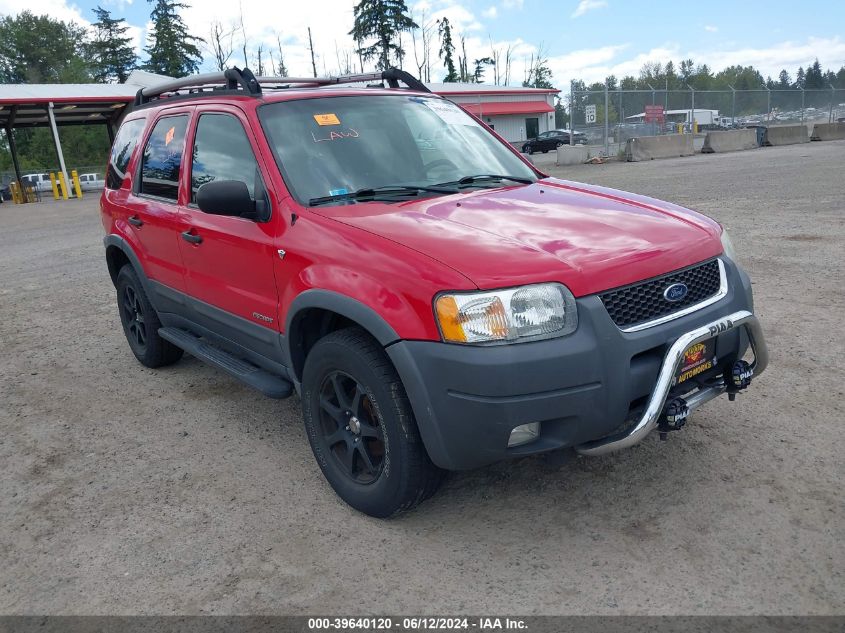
xmin=309 ymin=184 xmax=458 ymax=207
xmin=456 ymin=174 xmax=534 ymax=186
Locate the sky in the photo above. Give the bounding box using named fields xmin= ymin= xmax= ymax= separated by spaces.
xmin=2 ymin=0 xmax=844 ymax=89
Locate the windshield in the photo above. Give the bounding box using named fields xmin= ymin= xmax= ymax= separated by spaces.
xmin=259 ymin=94 xmax=537 ymax=205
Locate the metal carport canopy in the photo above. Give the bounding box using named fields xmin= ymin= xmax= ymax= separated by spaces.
xmin=0 ymin=71 xmax=169 ymax=189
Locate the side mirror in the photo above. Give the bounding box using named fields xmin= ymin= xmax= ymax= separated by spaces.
xmin=196 ymin=180 xmax=255 ymax=217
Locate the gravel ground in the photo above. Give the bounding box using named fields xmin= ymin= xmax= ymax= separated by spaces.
xmin=1 ymin=141 xmax=843 ymax=616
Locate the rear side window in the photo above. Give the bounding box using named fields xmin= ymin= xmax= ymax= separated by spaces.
xmin=106 ymin=118 xmax=145 ymax=190
xmin=190 ymin=113 xmax=263 ymax=203
xmin=139 ymin=115 xmax=189 ymax=201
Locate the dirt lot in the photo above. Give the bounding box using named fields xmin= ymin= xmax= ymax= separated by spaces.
xmin=1 ymin=141 xmax=843 ymax=615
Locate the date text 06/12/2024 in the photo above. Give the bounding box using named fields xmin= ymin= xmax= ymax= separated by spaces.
xmin=307 ymin=617 xmax=528 ymax=630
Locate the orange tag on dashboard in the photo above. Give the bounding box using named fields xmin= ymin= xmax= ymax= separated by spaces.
xmin=313 ymin=113 xmax=340 ymax=126
xmin=165 ymin=126 xmax=175 ymax=145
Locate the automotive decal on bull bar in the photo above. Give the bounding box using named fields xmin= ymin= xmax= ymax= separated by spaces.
xmin=708 ymin=318 xmax=734 ymax=337
xmin=252 ymin=312 xmax=274 ymax=323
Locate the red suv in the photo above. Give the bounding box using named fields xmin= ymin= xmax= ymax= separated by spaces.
xmin=101 ymin=68 xmax=768 ymax=517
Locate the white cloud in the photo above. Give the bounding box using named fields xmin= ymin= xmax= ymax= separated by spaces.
xmin=501 ymin=0 xmax=524 ymax=8
xmin=0 ymin=0 xmax=90 ymax=25
xmin=704 ymin=25 xmax=718 ymax=32
xmin=691 ymin=36 xmax=845 ymax=78
xmin=482 ymin=6 xmax=498 ymax=18
xmin=548 ymin=36 xmax=845 ymax=92
xmin=101 ymin=0 xmax=134 ymax=8
xmin=571 ymin=0 xmax=608 ymax=18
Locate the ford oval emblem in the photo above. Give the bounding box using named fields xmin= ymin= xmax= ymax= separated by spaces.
xmin=664 ymin=283 xmax=689 ymax=302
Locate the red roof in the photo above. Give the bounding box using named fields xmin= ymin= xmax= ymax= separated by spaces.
xmin=459 ymin=101 xmax=555 ymax=116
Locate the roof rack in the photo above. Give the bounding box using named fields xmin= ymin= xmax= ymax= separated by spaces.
xmin=134 ymin=67 xmax=429 ymax=106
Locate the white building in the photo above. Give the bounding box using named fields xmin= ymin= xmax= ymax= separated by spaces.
xmin=426 ymin=83 xmax=559 ymax=143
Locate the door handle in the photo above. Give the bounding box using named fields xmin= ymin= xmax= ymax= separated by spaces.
xmin=128 ymin=215 xmax=143 ymax=227
xmin=181 ymin=230 xmax=202 ymax=244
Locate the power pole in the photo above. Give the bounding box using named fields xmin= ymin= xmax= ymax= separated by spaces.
xmin=308 ymin=27 xmax=317 ymax=78
xmin=729 ymin=85 xmax=736 ymax=126
xmin=604 ymin=80 xmax=609 ymax=156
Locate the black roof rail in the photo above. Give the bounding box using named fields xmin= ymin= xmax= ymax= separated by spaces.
xmin=255 ymin=68 xmax=430 ymax=93
xmin=134 ymin=66 xmax=430 ymax=106
xmin=134 ymin=67 xmax=261 ymax=106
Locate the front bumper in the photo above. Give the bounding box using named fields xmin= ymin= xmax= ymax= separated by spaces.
xmin=387 ymin=257 xmax=768 ymax=470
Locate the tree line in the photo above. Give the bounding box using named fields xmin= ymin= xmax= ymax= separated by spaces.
xmin=2 ymin=0 xmax=844 ymax=172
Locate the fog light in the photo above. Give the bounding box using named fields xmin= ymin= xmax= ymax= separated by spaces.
xmin=508 ymin=422 xmax=540 ymax=447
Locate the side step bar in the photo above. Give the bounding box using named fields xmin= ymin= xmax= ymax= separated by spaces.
xmin=158 ymin=327 xmax=293 ymax=399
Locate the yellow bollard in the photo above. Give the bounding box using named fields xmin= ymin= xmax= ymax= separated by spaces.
xmin=50 ymin=173 xmax=60 ymax=200
xmin=693 ymin=121 xmax=699 ymax=134
xmin=57 ymin=172 xmax=69 ymax=200
xmin=25 ymin=186 xmax=37 ymax=203
xmin=71 ymin=169 xmax=83 ymax=199
xmin=10 ymin=181 xmax=20 ymax=204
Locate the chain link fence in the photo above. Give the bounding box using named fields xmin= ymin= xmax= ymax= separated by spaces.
xmin=569 ymin=88 xmax=845 ymax=156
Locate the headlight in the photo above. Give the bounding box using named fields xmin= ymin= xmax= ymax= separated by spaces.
xmin=720 ymin=227 xmax=737 ymax=261
xmin=434 ymin=283 xmax=577 ymax=344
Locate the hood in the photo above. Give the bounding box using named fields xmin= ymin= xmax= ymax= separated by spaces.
xmin=312 ymin=178 xmax=723 ymax=297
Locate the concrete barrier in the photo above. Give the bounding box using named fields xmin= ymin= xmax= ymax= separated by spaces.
xmin=625 ymin=134 xmax=694 ymax=162
xmin=765 ymin=125 xmax=809 ymax=146
xmin=701 ymin=129 xmax=759 ymax=153
xmin=810 ymin=122 xmax=845 ymax=141
xmin=556 ymin=145 xmax=591 ymax=165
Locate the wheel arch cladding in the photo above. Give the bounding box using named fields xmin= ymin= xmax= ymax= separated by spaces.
xmin=285 ymin=290 xmax=401 ymax=383
xmin=103 ymin=235 xmax=157 ymax=310
xmin=105 ymin=243 xmax=130 ymax=286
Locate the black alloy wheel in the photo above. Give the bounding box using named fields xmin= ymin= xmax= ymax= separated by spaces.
xmin=301 ymin=327 xmax=444 ymax=517
xmin=121 ymin=284 xmax=147 ymax=352
xmin=317 ymin=370 xmax=385 ymax=484
xmin=115 ymin=264 xmax=183 ymax=368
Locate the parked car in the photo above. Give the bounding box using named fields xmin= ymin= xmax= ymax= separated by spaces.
xmin=101 ymin=68 xmax=768 ymax=517
xmin=79 ymin=172 xmax=105 ymax=192
xmin=522 ymin=129 xmax=586 ymax=154
xmin=0 ymin=181 xmax=11 ymax=202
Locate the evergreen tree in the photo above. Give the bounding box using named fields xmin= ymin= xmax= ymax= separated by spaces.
xmin=349 ymin=0 xmax=417 ymax=71
xmin=86 ymin=6 xmax=137 ymax=83
xmin=472 ymin=57 xmax=493 ymax=83
xmin=437 ymin=17 xmax=457 ymax=82
xmin=778 ymin=69 xmax=791 ymax=88
xmin=144 ymin=0 xmax=203 ymax=77
xmin=553 ymin=98 xmax=568 ymax=128
xmin=795 ymin=67 xmax=805 ymax=88
xmin=664 ymin=61 xmax=678 ymax=90
xmin=679 ymin=58 xmax=694 ymax=83
xmin=804 ymin=59 xmax=825 ymax=90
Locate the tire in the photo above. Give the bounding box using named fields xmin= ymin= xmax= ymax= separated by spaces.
xmin=556 ymin=141 xmax=564 ymax=148
xmin=116 ymin=264 xmax=183 ymax=368
xmin=301 ymin=327 xmax=444 ymax=517
xmin=525 ymin=146 xmax=534 ymax=155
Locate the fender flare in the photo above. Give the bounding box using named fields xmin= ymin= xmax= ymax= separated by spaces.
xmin=284 ymin=289 xmax=402 ymax=379
xmin=103 ymin=234 xmax=158 ymax=310
xmin=285 ymin=288 xmax=401 ymax=345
